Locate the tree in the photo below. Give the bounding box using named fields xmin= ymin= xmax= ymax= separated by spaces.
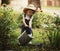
xmin=1 ymin=0 xmax=10 ymax=5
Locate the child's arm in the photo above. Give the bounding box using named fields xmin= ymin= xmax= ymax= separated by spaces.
xmin=29 ymin=16 xmax=33 ymax=28
xmin=23 ymin=16 xmax=29 ymax=27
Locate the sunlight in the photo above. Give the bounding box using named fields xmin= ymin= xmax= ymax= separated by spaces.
xmin=10 ymin=0 xmax=28 ymax=11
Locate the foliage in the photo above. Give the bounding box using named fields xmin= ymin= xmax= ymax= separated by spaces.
xmin=41 ymin=14 xmax=60 ymax=49
xmin=32 ymin=12 xmax=54 ymax=28
xmin=17 ymin=13 xmax=23 ymax=28
xmin=46 ymin=15 xmax=60 ymax=48
xmin=32 ymin=12 xmax=60 ymax=49
xmin=0 ymin=7 xmax=18 ymax=49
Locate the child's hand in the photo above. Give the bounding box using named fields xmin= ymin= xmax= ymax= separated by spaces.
xmin=29 ymin=26 xmax=31 ymax=28
xmin=25 ymin=24 xmax=29 ymax=27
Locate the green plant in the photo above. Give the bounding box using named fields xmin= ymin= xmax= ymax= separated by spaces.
xmin=0 ymin=7 xmax=18 ymax=50
xmin=17 ymin=13 xmax=23 ymax=28
xmin=32 ymin=12 xmax=54 ymax=28
xmin=45 ymin=15 xmax=60 ymax=49
xmin=54 ymin=15 xmax=60 ymax=25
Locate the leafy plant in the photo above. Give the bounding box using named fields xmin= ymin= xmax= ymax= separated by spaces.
xmin=32 ymin=12 xmax=54 ymax=28
xmin=45 ymin=15 xmax=60 ymax=49
xmin=17 ymin=13 xmax=23 ymax=28
xmin=0 ymin=7 xmax=18 ymax=50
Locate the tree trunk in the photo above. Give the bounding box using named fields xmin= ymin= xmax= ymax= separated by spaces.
xmin=28 ymin=0 xmax=41 ymax=10
xmin=1 ymin=0 xmax=10 ymax=5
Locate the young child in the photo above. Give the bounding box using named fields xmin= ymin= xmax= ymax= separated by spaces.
xmin=21 ymin=4 xmax=36 ymax=44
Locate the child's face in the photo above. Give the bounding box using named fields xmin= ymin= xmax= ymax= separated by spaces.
xmin=26 ymin=9 xmax=34 ymax=16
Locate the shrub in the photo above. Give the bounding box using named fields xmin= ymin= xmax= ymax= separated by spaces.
xmin=33 ymin=12 xmax=60 ymax=49
xmin=42 ymin=14 xmax=60 ymax=49
xmin=17 ymin=13 xmax=23 ymax=28
xmin=32 ymin=12 xmax=54 ymax=28
xmin=0 ymin=7 xmax=18 ymax=50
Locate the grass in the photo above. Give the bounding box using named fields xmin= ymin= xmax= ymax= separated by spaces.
xmin=10 ymin=28 xmax=48 ymax=45
xmin=9 ymin=28 xmax=58 ymax=51
xmin=32 ymin=29 xmax=43 ymax=44
xmin=9 ymin=28 xmax=43 ymax=51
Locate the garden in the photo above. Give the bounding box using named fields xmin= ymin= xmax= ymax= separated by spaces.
xmin=0 ymin=6 xmax=60 ymax=51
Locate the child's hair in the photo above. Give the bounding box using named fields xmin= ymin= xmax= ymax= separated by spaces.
xmin=24 ymin=13 xmax=32 ymax=18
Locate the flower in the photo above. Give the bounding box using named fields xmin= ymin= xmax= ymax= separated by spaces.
xmin=2 ymin=4 xmax=7 ymax=7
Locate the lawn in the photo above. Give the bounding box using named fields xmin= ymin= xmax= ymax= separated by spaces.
xmin=10 ymin=28 xmax=46 ymax=44
xmin=10 ymin=27 xmax=49 ymax=47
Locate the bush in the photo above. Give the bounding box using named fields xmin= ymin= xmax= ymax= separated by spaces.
xmin=41 ymin=14 xmax=60 ymax=49
xmin=32 ymin=12 xmax=60 ymax=49
xmin=0 ymin=7 xmax=18 ymax=50
xmin=32 ymin=12 xmax=54 ymax=28
xmin=17 ymin=13 xmax=23 ymax=28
